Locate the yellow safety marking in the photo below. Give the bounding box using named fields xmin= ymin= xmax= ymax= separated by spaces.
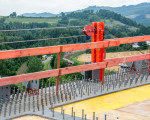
xmin=55 ymin=84 xmax=150 ymax=118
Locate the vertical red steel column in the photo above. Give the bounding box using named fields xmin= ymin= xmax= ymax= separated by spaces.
xmin=91 ymin=22 xmax=105 ymax=84
xmin=149 ymin=59 xmax=150 ymax=75
xmin=91 ymin=22 xmax=97 ymax=63
xmin=56 ymin=52 xmax=61 ymax=93
xmin=149 ymin=50 xmax=150 ymax=75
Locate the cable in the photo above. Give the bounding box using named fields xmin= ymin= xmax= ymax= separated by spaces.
xmin=105 ymin=28 xmax=145 ymax=54
xmin=105 ymin=28 xmax=119 ymax=38
xmin=0 ymin=35 xmax=86 ymax=45
xmin=0 ymin=26 xmax=84 ymax=32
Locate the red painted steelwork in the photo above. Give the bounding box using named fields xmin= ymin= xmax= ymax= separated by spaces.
xmin=56 ymin=52 xmax=61 ymax=93
xmin=0 ymin=35 xmax=150 ymax=60
xmin=98 ymin=22 xmax=104 ymax=84
xmin=91 ymin=22 xmax=105 ymax=83
xmin=1 ymin=53 xmax=150 ymax=86
xmin=118 ymin=35 xmax=150 ymax=44
xmin=82 ymin=25 xmax=95 ymax=36
xmin=0 ymin=40 xmax=119 ymax=60
xmin=91 ymin=22 xmax=97 ymax=63
xmin=149 ymin=50 xmax=150 ymax=75
xmin=0 ymin=69 xmax=59 ymax=86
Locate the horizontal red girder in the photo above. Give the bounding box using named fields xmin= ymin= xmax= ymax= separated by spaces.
xmin=0 ymin=40 xmax=119 ymax=60
xmin=0 ymin=35 xmax=150 ymax=60
xmin=0 ymin=53 xmax=150 ymax=86
xmin=116 ymin=35 xmax=150 ymax=44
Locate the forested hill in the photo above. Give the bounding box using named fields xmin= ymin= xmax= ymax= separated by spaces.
xmin=21 ymin=12 xmax=58 ymax=17
xmin=20 ymin=3 xmax=150 ymax=26
xmin=66 ymin=9 xmax=139 ymax=27
xmin=78 ymin=2 xmax=150 ymax=26
xmin=80 ymin=3 xmax=150 ymax=16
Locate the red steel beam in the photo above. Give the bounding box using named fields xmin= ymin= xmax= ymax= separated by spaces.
xmin=0 ymin=40 xmax=119 ymax=60
xmin=56 ymin=52 xmax=61 ymax=93
xmin=0 ymin=69 xmax=59 ymax=87
xmin=149 ymin=50 xmax=150 ymax=75
xmin=1 ymin=35 xmax=150 ymax=60
xmin=1 ymin=53 xmax=150 ymax=86
xmin=117 ymin=35 xmax=150 ymax=44
xmin=0 ymin=62 xmax=107 ymax=86
xmin=91 ymin=22 xmax=105 ymax=83
xmin=97 ymin=22 xmax=104 ymax=84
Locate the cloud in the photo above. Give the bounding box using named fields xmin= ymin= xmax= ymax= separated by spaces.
xmin=0 ymin=0 xmax=150 ymax=16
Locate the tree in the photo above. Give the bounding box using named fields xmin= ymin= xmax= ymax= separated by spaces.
xmin=50 ymin=53 xmax=68 ymax=69
xmin=69 ymin=19 xmax=88 ymax=26
xmin=50 ymin=55 xmax=56 ymax=68
xmin=61 ymin=12 xmax=65 ymax=17
xmin=26 ymin=56 xmax=43 ymax=73
xmin=0 ymin=60 xmax=7 ymax=77
xmin=9 ymin=12 xmax=17 ymax=18
xmin=58 ymin=16 xmax=69 ymax=25
xmin=89 ymin=15 xmax=99 ymax=22
xmin=138 ymin=42 xmax=148 ymax=50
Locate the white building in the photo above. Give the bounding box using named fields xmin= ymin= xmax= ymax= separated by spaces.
xmin=132 ymin=43 xmax=140 ymax=48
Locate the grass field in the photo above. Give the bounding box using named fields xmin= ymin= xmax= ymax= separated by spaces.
xmin=43 ymin=60 xmax=52 ymax=70
xmin=126 ymin=15 xmax=138 ymax=19
xmin=16 ymin=62 xmax=27 ymax=75
xmin=2 ymin=17 xmax=78 ymax=24
xmin=4 ymin=17 xmax=60 ymax=24
xmin=0 ymin=16 xmax=138 ymax=31
xmin=69 ymin=52 xmax=85 ymax=65
xmin=77 ymin=50 xmax=150 ymax=71
xmin=78 ymin=50 xmax=150 ymax=62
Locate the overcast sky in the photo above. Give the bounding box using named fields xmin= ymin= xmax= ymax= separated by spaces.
xmin=0 ymin=0 xmax=150 ymax=16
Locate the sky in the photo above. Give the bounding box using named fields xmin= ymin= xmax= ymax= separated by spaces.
xmin=0 ymin=0 xmax=150 ymax=16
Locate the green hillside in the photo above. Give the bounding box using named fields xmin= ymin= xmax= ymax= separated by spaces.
xmin=11 ymin=2 xmax=150 ymax=26
xmin=4 ymin=17 xmax=60 ymax=24
xmin=79 ymin=3 xmax=150 ymax=26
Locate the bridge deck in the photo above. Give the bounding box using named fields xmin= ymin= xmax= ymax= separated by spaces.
xmin=55 ymin=84 xmax=150 ymax=120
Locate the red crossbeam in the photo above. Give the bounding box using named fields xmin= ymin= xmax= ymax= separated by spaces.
xmin=0 ymin=40 xmax=119 ymax=60
xmin=0 ymin=53 xmax=150 ymax=86
xmin=0 ymin=35 xmax=150 ymax=60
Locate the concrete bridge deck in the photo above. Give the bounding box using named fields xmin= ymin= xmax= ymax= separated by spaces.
xmin=1 ymin=69 xmax=150 ymax=120
xmin=55 ymin=84 xmax=150 ymax=120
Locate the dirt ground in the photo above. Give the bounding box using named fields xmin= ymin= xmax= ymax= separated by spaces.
xmin=77 ymin=50 xmax=150 ymax=71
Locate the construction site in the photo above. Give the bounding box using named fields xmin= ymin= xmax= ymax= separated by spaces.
xmin=0 ymin=22 xmax=150 ymax=120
